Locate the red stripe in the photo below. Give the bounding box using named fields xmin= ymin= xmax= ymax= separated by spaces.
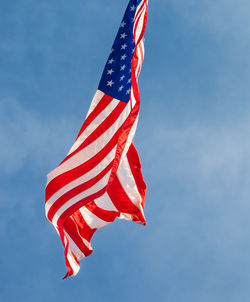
xmin=134 ymin=6 xmax=145 ymax=38
xmin=60 ymin=95 xmax=113 ymax=165
xmin=136 ymin=7 xmax=148 ymax=48
xmin=107 ymin=174 xmax=145 ymax=224
xmin=47 ymin=161 xmax=113 ymax=222
xmin=58 ymin=228 xmax=79 ymax=279
xmin=127 ymin=143 xmax=147 ymax=208
xmin=63 ymin=250 xmax=80 ymax=279
xmin=134 ymin=0 xmax=146 ymax=24
xmin=46 ymin=104 xmax=129 ymax=200
xmin=135 ymin=42 xmax=144 ymax=75
xmin=85 ymin=202 xmax=119 ymax=223
xmin=132 ymin=47 xmax=139 ymax=74
xmin=64 ymin=217 xmax=93 ymax=256
xmin=81 ymin=101 xmax=126 ymax=147
xmin=72 ymin=208 xmax=96 ymax=242
xmin=56 ymin=187 xmax=106 ymax=229
xmin=63 ymin=101 xmax=126 ymax=165
xmin=131 ymin=213 xmax=146 ymax=225
xmin=45 ymin=130 xmax=118 ymax=201
xmin=133 ymin=5 xmax=147 ymax=76
xmin=133 ymin=2 xmax=146 ymax=38
xmin=133 ymin=1 xmax=148 ymax=47
xmin=76 ymin=94 xmax=113 ymax=139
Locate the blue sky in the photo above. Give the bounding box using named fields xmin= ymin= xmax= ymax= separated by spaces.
xmin=1 ymin=0 xmax=250 ymax=301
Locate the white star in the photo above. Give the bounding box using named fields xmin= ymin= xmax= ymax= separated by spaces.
xmin=108 ymin=58 xmax=114 ymax=64
xmin=120 ymin=33 xmax=127 ymax=39
xmin=120 ymin=21 xmax=126 ymax=28
xmin=131 ymin=47 xmax=135 ymax=54
xmin=130 ymin=5 xmax=136 ymax=11
xmin=121 ymin=54 xmax=127 ymax=60
xmin=121 ymin=44 xmax=128 ymax=50
xmin=110 ymin=48 xmax=114 ymax=54
xmin=127 ymin=79 xmax=131 ymax=83
xmin=118 ymin=85 xmax=124 ymax=92
xmin=107 ymin=80 xmax=114 ymax=87
xmin=126 ymin=88 xmax=131 ymax=95
xmin=120 ymin=75 xmax=125 ymax=81
xmin=120 ymin=64 xmax=126 ymax=71
xmin=107 ymin=69 xmax=114 ymax=75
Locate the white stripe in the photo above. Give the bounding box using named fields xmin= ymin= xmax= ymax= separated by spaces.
xmin=141 ymin=40 xmax=145 ymax=72
xmin=65 ymin=231 xmax=86 ymax=260
xmin=135 ymin=41 xmax=143 ymax=78
xmin=119 ymin=115 xmax=138 ymax=165
xmin=68 ymin=98 xmax=119 ymax=155
xmin=47 ymin=102 xmax=131 ymax=184
xmin=67 ymin=248 xmax=80 ymax=276
xmin=67 ymin=218 xmax=93 ymax=251
xmin=119 ymin=213 xmax=133 ymax=221
xmin=51 ymin=170 xmax=111 ymax=226
xmin=134 ymin=5 xmax=147 ymax=45
xmin=46 ymin=147 xmax=116 ymax=215
xmin=85 ymin=90 xmax=104 ymax=118
xmin=63 ymin=234 xmax=80 ymax=275
xmin=117 ymin=155 xmax=142 ymax=209
xmin=141 ymin=38 xmax=145 ymax=57
xmin=79 ymin=207 xmax=109 ymax=229
xmin=94 ymin=192 xmax=118 ymax=212
xmin=134 ymin=0 xmax=145 ymax=24
xmin=131 ymin=85 xmax=137 ymax=108
xmin=82 ymin=237 xmax=93 ymax=251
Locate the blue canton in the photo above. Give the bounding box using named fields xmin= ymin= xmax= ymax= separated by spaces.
xmin=98 ymin=0 xmax=139 ymax=103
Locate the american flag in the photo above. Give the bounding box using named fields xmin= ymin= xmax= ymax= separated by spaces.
xmin=45 ymin=0 xmax=148 ymax=279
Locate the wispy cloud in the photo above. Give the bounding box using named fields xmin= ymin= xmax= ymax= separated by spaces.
xmin=140 ymin=112 xmax=250 ymax=191
xmin=134 ymin=103 xmax=250 ymax=300
xmin=0 ymin=99 xmax=81 ymax=176
xmin=164 ymin=0 xmax=250 ymax=38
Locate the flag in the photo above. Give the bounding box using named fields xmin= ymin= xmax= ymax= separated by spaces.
xmin=45 ymin=0 xmax=148 ymax=279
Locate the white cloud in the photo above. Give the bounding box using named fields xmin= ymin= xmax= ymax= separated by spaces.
xmin=139 ymin=110 xmax=250 ymax=195
xmin=164 ymin=0 xmax=250 ymax=35
xmin=0 ymin=99 xmax=80 ymax=176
